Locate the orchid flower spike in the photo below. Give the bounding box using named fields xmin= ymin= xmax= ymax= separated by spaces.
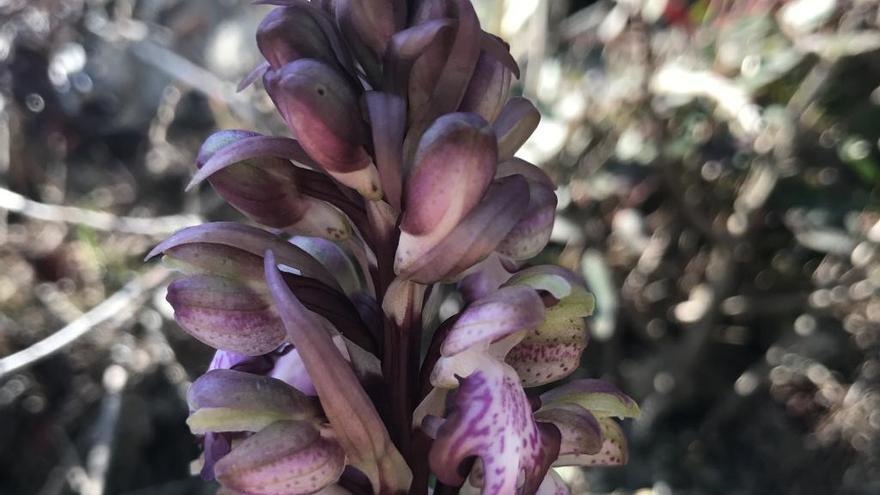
xmin=148 ymin=1 xmax=638 ymax=494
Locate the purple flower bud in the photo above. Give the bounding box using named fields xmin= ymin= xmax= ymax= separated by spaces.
xmin=459 ymin=51 xmax=512 ymax=122
xmin=335 ymin=0 xmax=402 ymax=81
xmin=214 ymin=420 xmax=346 ymax=495
xmin=494 ymin=96 xmax=541 ymax=161
xmin=400 ymin=112 xmax=497 ymax=238
xmin=290 ymin=235 xmax=362 ymax=295
xmin=257 ymin=6 xmax=338 ymax=68
xmin=196 ymin=130 xmax=307 ymax=227
xmin=396 ymin=174 xmax=529 ymax=283
xmin=264 ymin=59 xmax=382 ymax=198
xmin=194 ymin=131 xmax=351 ymax=239
xmin=187 ymin=369 xmax=319 ymax=434
xmin=495 ymin=159 xmax=558 ymax=260
xmin=148 ymin=222 xmax=342 ymax=291
xmin=534 ymin=403 xmax=603 ymax=457
xmin=407 ymin=0 xmax=456 ymax=118
xmin=166 ymin=275 xmax=285 ymax=356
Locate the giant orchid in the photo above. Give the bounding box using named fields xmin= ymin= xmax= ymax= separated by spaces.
xmin=147 ymin=1 xmax=638 ymax=494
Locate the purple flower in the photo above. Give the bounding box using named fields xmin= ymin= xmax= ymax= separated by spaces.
xmin=147 ymin=1 xmax=638 ymax=493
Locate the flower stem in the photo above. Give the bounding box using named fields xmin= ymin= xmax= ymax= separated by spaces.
xmin=381 ymin=279 xmax=425 ymax=458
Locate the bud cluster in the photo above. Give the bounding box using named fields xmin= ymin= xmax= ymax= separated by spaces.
xmin=148 ymin=1 xmax=637 ymax=494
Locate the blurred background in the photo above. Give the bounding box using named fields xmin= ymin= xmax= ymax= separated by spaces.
xmin=1 ymin=0 xmax=879 ymax=493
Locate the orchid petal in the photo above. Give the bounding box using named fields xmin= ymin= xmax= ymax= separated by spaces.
xmin=270 ymin=336 xmax=382 ymax=398
xmin=201 ymin=432 xmax=234 ymax=481
xmin=441 ymin=286 xmax=544 ymax=356
xmin=264 ymin=251 xmax=412 ymax=494
xmin=208 ymin=349 xmax=259 ymax=372
xmin=269 ymin=348 xmax=317 ymax=396
xmin=193 ymin=136 xmax=354 ymax=239
xmin=496 ymin=158 xmax=555 ymax=190
xmin=410 ymin=0 xmax=458 ymax=123
xmin=539 ymin=379 xmax=640 ymax=419
xmin=290 ymin=235 xmax=362 ymax=295
xmin=493 ymin=97 xmax=540 ymax=161
xmin=504 ymin=265 xmax=584 ymax=301
xmin=186 ymin=131 xmax=352 ymax=238
xmin=187 ymin=369 xmax=318 ymax=434
xmin=153 ymin=223 xmax=376 ymax=352
xmin=413 ymin=387 xmax=448 ymax=429
xmin=534 ymin=403 xmax=602 ymax=457
xmin=457 ymin=253 xmax=515 ymax=303
xmin=396 ymin=174 xmax=529 ymax=283
xmin=186 ymin=130 xmax=315 ymax=229
xmin=505 ymin=294 xmax=592 ymax=387
xmin=429 ymin=360 xmax=561 ymax=494
xmin=166 ymin=275 xmax=285 ymax=356
xmin=553 ymin=418 xmax=628 ymax=467
xmin=284 ymin=275 xmax=378 ymax=354
xmin=214 ymin=420 xmax=346 ymax=495
xmin=508 ymin=278 xmax=594 ymax=387
xmin=338 ymin=0 xmax=400 ymax=56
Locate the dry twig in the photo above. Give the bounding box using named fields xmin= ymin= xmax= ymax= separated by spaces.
xmin=0 ymin=266 xmax=171 ymax=379
xmin=0 ymin=187 xmax=200 ymax=236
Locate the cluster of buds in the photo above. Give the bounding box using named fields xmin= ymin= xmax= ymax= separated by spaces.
xmin=147 ymin=1 xmax=638 ymax=494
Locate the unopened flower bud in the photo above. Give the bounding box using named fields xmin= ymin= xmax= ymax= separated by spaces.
xmin=166 ymin=274 xmax=285 ymax=356
xmin=459 ymin=51 xmax=512 ymax=122
xmin=257 ymin=6 xmax=338 ymax=68
xmin=494 ymin=96 xmax=541 ymax=160
xmin=264 ymin=59 xmax=381 ymax=199
xmin=335 ymin=0 xmax=401 ymax=81
xmin=400 ymin=112 xmax=497 ymax=239
xmin=187 ymin=369 xmax=319 ymax=434
xmin=214 ymin=420 xmax=346 ymax=495
xmin=196 ymin=130 xmax=351 ymax=240
xmin=494 ymin=159 xmax=557 ymax=260
xmin=396 ymin=174 xmax=528 ymax=283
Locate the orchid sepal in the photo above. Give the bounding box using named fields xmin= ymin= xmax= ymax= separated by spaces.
xmin=214 ymin=420 xmax=347 ymax=495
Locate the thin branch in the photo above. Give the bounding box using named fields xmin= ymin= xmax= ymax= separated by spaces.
xmin=0 ymin=266 xmax=172 ymax=379
xmin=650 ymin=64 xmax=764 ymax=141
xmin=0 ymin=187 xmax=200 ymax=236
xmin=129 ymin=39 xmax=262 ymax=127
xmin=79 ymin=365 xmax=128 ymax=495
